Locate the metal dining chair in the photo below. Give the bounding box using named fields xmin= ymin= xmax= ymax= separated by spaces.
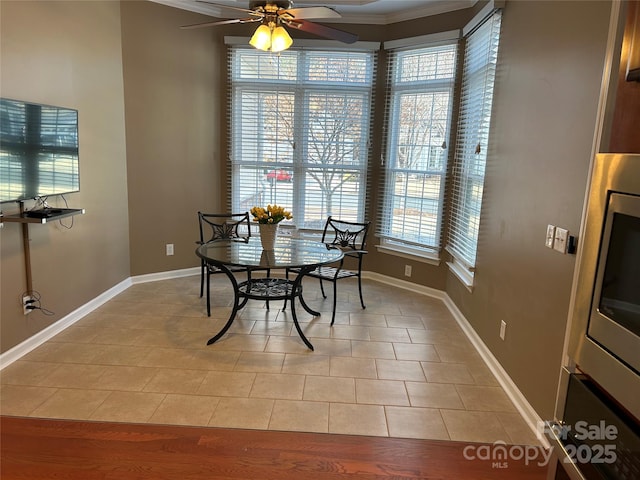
xmin=288 ymin=216 xmax=370 ymax=325
xmin=198 ymin=211 xmax=275 ymax=316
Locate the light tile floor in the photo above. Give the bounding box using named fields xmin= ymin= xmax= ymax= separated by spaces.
xmin=0 ymin=274 xmax=541 ymax=445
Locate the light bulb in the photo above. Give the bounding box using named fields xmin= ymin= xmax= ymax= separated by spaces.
xmin=249 ymin=24 xmax=272 ymax=51
xmin=270 ymin=26 xmax=293 ymax=52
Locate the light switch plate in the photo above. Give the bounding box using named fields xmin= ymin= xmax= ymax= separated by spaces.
xmin=545 ymin=225 xmax=556 ymax=248
xmin=554 ymin=227 xmax=568 ymax=253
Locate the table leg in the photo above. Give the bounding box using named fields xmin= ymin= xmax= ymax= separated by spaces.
xmin=289 ymin=297 xmax=314 ymax=351
xmin=289 ymin=267 xmax=315 ymax=351
xmin=296 ymin=266 xmax=322 ymax=317
xmin=207 ymin=265 xmax=242 ymax=346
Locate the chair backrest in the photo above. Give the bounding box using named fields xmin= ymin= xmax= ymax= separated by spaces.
xmin=198 ymin=212 xmax=251 ymax=244
xmin=321 ymin=216 xmax=370 ymax=251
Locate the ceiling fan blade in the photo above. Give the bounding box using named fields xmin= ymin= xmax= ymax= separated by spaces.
xmin=284 ymin=19 xmax=358 ymax=44
xmin=283 ymin=7 xmax=341 ymax=20
xmin=195 ymin=0 xmax=259 ymax=16
xmin=180 ymin=17 xmax=262 ymax=29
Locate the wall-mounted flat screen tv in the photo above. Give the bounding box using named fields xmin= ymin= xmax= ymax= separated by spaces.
xmin=0 ymin=98 xmax=79 ymax=203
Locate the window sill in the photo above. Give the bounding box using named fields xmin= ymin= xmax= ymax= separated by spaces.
xmin=446 ymin=260 xmax=474 ymax=292
xmin=375 ymin=244 xmax=441 ymax=266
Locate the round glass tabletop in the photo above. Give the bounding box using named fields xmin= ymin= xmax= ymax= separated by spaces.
xmin=196 ymin=236 xmax=343 ymax=269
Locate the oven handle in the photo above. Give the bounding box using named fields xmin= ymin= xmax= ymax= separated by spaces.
xmin=544 ymin=421 xmax=588 ymax=480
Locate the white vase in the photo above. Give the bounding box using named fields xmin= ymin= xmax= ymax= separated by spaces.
xmin=258 ymin=223 xmax=279 ymax=250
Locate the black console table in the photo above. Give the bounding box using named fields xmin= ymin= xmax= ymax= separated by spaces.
xmin=2 ymin=207 xmax=85 ymax=224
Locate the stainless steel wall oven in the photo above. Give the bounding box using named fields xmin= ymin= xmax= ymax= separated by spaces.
xmin=547 ymin=154 xmax=640 ymax=480
xmin=588 ymin=191 xmax=640 ymax=376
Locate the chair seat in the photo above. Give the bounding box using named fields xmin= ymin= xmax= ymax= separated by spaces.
xmin=286 ymin=216 xmax=370 ymax=325
xmin=306 ymin=266 xmax=359 ymax=280
xmin=206 ymin=264 xmax=246 ymax=274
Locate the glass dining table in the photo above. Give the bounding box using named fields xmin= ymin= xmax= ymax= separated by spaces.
xmin=195 ymin=236 xmax=344 ymax=350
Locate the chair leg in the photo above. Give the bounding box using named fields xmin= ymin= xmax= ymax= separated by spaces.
xmin=200 ymin=261 xmax=205 ymax=298
xmin=331 ymin=279 xmax=337 ymax=325
xmin=282 ymin=269 xmax=289 ymax=311
xmin=265 ymin=268 xmax=270 ymax=310
xmin=357 ymin=274 xmax=366 ymax=310
xmin=319 ymin=277 xmax=327 ymax=299
xmin=206 ymin=271 xmax=211 ymax=317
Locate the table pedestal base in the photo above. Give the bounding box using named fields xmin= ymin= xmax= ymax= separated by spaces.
xmin=207 ymin=270 xmax=319 ymax=350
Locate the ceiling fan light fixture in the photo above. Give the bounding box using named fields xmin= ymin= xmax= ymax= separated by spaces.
xmin=270 ymin=25 xmax=293 ymax=52
xmin=249 ymin=24 xmax=272 ymax=51
xmin=180 ymin=1 xmax=356 ymax=47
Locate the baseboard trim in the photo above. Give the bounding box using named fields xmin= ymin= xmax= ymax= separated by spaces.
xmin=130 ymin=267 xmax=199 ymax=284
xmin=2 ymin=268 xmax=548 ymax=447
xmin=364 ymin=271 xmax=549 ymax=448
xmin=362 ymin=271 xmax=448 ymax=301
xmin=440 ymin=295 xmax=550 ymax=448
xmin=0 ymin=277 xmax=132 ymax=369
xmin=0 ymin=270 xmax=200 ymax=369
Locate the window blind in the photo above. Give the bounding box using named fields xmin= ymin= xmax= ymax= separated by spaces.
xmin=227 ymin=46 xmax=376 ymax=231
xmin=378 ymin=43 xmax=457 ymax=254
xmin=446 ymin=10 xmax=502 ymax=270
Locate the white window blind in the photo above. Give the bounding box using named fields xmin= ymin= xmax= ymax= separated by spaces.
xmin=446 ymin=10 xmax=502 ymax=273
xmin=228 ymin=46 xmax=376 ymax=230
xmin=378 ymin=43 xmax=457 ymax=254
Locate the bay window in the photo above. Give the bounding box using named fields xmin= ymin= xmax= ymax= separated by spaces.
xmin=226 ymin=6 xmax=502 ymax=287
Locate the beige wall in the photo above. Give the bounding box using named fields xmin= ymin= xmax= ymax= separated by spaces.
xmin=0 ymin=1 xmax=130 ymax=352
xmin=446 ymin=0 xmax=612 ymax=419
xmin=0 ymin=0 xmax=615 ymax=423
xmin=120 ymin=1 xmax=224 ymax=276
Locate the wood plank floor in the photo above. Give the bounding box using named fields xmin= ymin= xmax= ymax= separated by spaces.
xmin=1 ymin=416 xmax=549 ymax=480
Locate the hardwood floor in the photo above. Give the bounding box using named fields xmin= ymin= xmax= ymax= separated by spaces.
xmin=1 ymin=416 xmax=549 ymax=480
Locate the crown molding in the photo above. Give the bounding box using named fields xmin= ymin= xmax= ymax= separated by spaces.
xmin=343 ymin=1 xmax=478 ymax=25
xmin=150 ymin=0 xmax=478 ymax=26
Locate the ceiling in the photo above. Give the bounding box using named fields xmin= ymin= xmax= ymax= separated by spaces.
xmin=151 ymin=0 xmax=479 ymax=25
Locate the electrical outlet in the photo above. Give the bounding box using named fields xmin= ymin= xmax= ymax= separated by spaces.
xmin=166 ymin=244 xmax=174 ymax=256
xmin=22 ymin=294 xmax=33 ymax=315
xmin=404 ymin=265 xmax=412 ymax=277
xmin=545 ymin=224 xmax=556 ymax=248
xmin=554 ymin=228 xmax=569 ymax=254
xmin=499 ymin=320 xmax=507 ymax=340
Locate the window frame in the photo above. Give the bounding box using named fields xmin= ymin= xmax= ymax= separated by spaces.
xmin=227 ymin=43 xmax=377 ymax=232
xmin=446 ymin=8 xmax=503 ymax=289
xmin=377 ymin=40 xmax=458 ymax=261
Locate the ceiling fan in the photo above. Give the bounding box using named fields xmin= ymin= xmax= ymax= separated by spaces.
xmin=180 ymin=1 xmax=358 ymax=52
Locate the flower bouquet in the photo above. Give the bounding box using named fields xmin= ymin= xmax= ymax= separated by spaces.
xmin=250 ymin=205 xmax=292 ymax=250
xmin=250 ymin=204 xmax=292 ymax=224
